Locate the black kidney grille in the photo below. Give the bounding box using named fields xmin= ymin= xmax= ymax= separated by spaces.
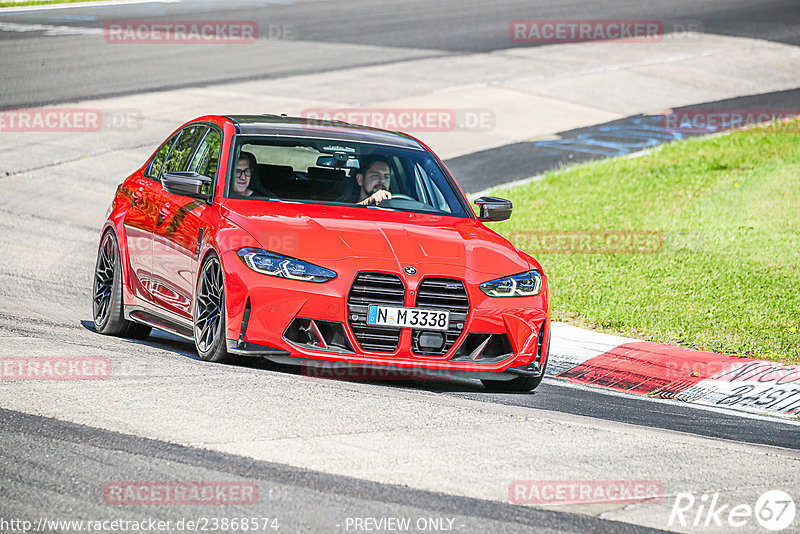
xmin=347 ymin=272 xmax=405 ymax=352
xmin=412 ymin=278 xmax=469 ymax=356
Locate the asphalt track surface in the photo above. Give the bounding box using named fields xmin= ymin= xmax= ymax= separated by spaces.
xmin=201 ymin=355 xmax=800 ymax=451
xmin=1 ymin=409 xmax=664 ymax=534
xmin=0 ymin=0 xmax=799 ymax=108
xmin=2 ymin=1 xmax=800 ymax=533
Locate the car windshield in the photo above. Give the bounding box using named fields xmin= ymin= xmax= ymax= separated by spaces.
xmin=227 ymin=136 xmax=470 ymax=217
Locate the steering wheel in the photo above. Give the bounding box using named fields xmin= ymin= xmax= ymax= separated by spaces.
xmin=389 ymin=194 xmax=415 ymax=201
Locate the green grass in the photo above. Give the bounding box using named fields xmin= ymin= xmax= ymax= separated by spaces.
xmin=0 ymin=0 xmax=106 ymax=7
xmin=484 ymin=121 xmax=800 ymax=364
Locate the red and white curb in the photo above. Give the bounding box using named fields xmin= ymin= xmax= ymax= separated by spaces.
xmin=548 ymin=323 xmax=800 ymax=420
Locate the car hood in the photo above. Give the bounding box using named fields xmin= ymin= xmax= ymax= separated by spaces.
xmin=220 ymin=201 xmax=531 ymax=278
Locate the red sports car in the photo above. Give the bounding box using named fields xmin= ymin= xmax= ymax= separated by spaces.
xmin=93 ymin=115 xmax=550 ymax=391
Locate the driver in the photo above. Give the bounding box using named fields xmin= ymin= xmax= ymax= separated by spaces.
xmin=354 ymin=156 xmax=393 ymax=205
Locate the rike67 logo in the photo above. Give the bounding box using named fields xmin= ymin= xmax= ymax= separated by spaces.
xmin=669 ymin=490 xmax=795 ymax=531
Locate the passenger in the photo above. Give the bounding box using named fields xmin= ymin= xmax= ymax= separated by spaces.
xmin=232 ymin=151 xmax=258 ymax=197
xmin=232 ymin=151 xmax=275 ymax=198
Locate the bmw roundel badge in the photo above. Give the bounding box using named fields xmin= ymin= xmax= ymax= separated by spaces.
xmin=404 ymin=266 xmax=417 ymax=275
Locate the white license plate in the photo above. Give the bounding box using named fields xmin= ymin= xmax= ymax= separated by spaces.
xmin=367 ymin=305 xmax=449 ymax=331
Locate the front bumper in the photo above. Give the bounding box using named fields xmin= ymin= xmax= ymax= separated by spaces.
xmin=221 ymin=251 xmax=550 ymax=377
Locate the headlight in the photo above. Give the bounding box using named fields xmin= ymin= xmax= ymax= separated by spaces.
xmin=237 ymin=248 xmax=337 ymax=283
xmin=479 ymin=270 xmax=542 ymax=297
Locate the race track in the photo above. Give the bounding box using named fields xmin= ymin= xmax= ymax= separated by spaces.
xmin=1 ymin=1 xmax=799 ymax=533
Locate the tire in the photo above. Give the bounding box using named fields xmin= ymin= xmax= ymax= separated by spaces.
xmin=481 ymin=329 xmax=550 ymax=393
xmin=92 ymin=231 xmax=152 ymax=339
xmin=193 ymin=253 xmax=232 ymax=363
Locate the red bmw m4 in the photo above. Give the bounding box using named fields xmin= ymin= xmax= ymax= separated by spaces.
xmin=93 ymin=115 xmax=550 ymax=391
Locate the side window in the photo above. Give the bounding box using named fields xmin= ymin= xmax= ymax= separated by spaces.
xmin=388 ymin=156 xmax=403 ymax=195
xmin=145 ymin=132 xmax=180 ymax=180
xmin=188 ymin=127 xmax=222 ymax=179
xmin=161 ymin=125 xmax=208 ymax=176
xmin=427 ymin=179 xmax=450 ymax=212
xmin=413 ymin=160 xmax=450 ymax=212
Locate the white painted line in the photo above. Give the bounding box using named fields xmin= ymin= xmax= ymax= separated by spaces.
xmin=0 ymin=0 xmax=178 ymax=14
xmin=0 ymin=21 xmax=102 ymax=35
xmin=546 ymin=322 xmax=638 ymax=376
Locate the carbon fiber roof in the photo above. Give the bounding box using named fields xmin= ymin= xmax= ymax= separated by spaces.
xmin=224 ymin=115 xmax=426 ymax=150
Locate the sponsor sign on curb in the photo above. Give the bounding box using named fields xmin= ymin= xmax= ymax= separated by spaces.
xmin=675 ymin=362 xmax=800 ymax=417
xmin=548 ymin=323 xmax=800 ymax=418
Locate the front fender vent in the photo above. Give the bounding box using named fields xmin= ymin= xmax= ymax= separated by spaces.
xmin=449 ymin=333 xmax=513 ymax=362
xmin=284 ymin=318 xmax=355 ymax=353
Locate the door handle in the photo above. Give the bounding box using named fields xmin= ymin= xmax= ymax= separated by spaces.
xmin=196 ymin=227 xmax=204 ymax=255
xmin=157 ymin=203 xmax=171 ymax=225
xmin=132 ymin=187 xmax=144 ymax=206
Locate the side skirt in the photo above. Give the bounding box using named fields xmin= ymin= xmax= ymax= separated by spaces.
xmin=124 ymin=305 xmax=194 ymax=341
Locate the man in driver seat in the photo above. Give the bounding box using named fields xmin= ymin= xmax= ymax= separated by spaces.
xmin=350 ymin=156 xmax=394 ymax=206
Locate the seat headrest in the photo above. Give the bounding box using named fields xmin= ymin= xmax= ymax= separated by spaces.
xmin=307 ymin=167 xmax=346 ymax=181
xmin=258 ymin=163 xmax=294 ymax=180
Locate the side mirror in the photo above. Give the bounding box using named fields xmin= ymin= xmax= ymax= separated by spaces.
xmin=474 ymin=196 xmax=512 ymax=221
xmin=162 ymin=172 xmax=212 ymax=201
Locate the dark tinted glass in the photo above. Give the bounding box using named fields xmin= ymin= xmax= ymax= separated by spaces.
xmin=189 ymin=127 xmax=223 ymax=179
xmin=228 ymin=137 xmax=469 ymax=217
xmin=145 ymin=132 xmax=179 ymax=180
xmin=161 ymin=125 xmax=208 ymax=176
